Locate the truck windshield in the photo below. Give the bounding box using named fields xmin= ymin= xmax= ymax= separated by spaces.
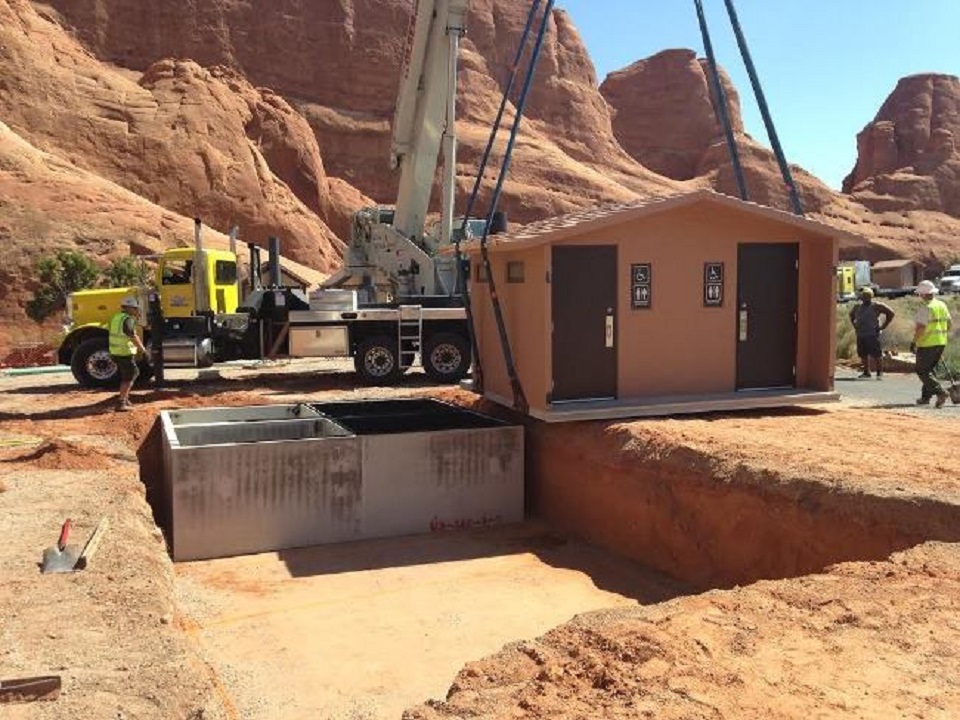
xmin=162 ymin=260 xmax=192 ymax=285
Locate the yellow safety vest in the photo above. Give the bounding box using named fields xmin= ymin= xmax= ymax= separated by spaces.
xmin=917 ymin=299 xmax=950 ymax=348
xmin=108 ymin=312 xmax=136 ymax=357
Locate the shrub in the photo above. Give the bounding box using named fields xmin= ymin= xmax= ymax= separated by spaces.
xmin=103 ymin=256 xmax=150 ymax=288
xmin=26 ymin=250 xmax=100 ymax=323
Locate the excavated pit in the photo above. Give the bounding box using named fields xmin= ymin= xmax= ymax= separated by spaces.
xmin=524 ymin=413 xmax=960 ymax=589
xmin=134 ymin=395 xmax=960 ymax=718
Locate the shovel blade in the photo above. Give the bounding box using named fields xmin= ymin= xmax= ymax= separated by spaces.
xmin=41 ymin=545 xmax=80 ymax=574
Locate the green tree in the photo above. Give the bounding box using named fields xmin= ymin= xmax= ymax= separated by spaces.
xmin=103 ymin=256 xmax=150 ymax=288
xmin=26 ymin=250 xmax=100 ymax=323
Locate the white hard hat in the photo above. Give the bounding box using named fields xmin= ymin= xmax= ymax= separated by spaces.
xmin=915 ymin=280 xmax=939 ymax=296
xmin=121 ymin=296 xmax=140 ymax=309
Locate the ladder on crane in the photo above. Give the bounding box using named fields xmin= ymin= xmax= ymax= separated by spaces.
xmin=398 ymin=305 xmax=423 ymax=370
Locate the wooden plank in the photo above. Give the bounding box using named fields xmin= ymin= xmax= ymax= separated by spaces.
xmin=0 ymin=676 xmax=61 ymax=704
xmin=75 ymin=517 xmax=110 ymax=570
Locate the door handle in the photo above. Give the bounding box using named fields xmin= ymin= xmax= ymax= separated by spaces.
xmin=739 ymin=305 xmax=748 ymax=342
xmin=605 ymin=310 xmax=614 ymax=349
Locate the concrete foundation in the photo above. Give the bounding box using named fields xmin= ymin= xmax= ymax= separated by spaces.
xmin=159 ymin=400 xmax=523 ymax=561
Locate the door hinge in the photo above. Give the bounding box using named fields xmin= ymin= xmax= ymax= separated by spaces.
xmin=795 ymin=259 xmax=799 ymax=270
xmin=546 ymin=270 xmax=551 ymax=283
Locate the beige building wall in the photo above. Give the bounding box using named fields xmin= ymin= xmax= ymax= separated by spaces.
xmin=470 ymin=246 xmax=549 ymax=407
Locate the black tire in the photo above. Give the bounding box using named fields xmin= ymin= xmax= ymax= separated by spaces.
xmin=354 ymin=335 xmax=403 ymax=385
xmin=70 ymin=336 xmax=119 ymax=388
xmin=422 ymin=332 xmax=471 ymax=384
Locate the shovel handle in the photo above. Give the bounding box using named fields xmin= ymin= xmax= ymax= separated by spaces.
xmin=57 ymin=519 xmax=72 ymax=552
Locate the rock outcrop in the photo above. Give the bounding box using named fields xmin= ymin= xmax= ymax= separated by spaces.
xmin=0 ymin=0 xmax=348 ymax=272
xmin=600 ymin=48 xmax=837 ymax=215
xmin=843 ymin=74 xmax=960 ymax=217
xmin=41 ymin=0 xmax=678 ymax=223
xmin=600 ymin=49 xmax=744 ymax=181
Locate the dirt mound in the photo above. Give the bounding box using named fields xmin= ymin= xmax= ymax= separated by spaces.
xmin=6 ymin=438 xmax=113 ymax=470
xmin=0 ymin=343 xmax=55 ymax=368
xmin=406 ymin=542 xmax=960 ymax=719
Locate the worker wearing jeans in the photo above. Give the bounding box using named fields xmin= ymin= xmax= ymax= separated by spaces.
xmin=911 ymin=281 xmax=953 ymax=408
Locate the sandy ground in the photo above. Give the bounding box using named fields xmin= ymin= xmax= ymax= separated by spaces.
xmin=1 ymin=360 xmax=959 ymax=719
xmin=176 ymin=524 xmax=684 ymax=720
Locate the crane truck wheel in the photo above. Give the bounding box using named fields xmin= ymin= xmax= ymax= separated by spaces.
xmin=355 ymin=335 xmax=403 ymax=385
xmin=71 ymin=336 xmax=119 ymax=388
xmin=422 ymin=332 xmax=470 ymax=383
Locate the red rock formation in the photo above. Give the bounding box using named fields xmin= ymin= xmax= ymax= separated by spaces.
xmin=0 ymin=0 xmax=345 ymax=272
xmin=843 ymin=74 xmax=960 ymax=217
xmin=600 ymin=49 xmax=743 ymax=180
xmin=42 ymin=0 xmax=677 ymax=222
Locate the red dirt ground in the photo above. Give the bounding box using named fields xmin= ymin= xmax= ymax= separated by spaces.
xmin=1 ymin=366 xmax=959 ymax=719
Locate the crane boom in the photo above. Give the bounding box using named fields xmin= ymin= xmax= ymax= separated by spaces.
xmin=391 ymin=0 xmax=468 ymax=247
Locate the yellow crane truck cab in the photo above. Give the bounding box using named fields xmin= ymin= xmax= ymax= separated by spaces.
xmin=57 ymin=248 xmax=240 ymax=387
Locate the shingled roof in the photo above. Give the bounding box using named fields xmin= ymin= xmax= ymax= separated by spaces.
xmin=454 ymin=189 xmax=866 ymax=252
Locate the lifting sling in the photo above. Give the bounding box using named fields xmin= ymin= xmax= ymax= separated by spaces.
xmin=455 ymin=0 xmax=544 ymax=397
xmin=457 ymin=0 xmax=554 ymax=412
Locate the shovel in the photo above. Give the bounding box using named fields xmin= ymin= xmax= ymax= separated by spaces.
xmin=40 ymin=519 xmax=81 ymax=574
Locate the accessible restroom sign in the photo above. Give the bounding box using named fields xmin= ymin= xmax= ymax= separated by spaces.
xmin=631 ymin=264 xmax=652 ymax=309
xmin=704 ymin=262 xmax=724 ymax=307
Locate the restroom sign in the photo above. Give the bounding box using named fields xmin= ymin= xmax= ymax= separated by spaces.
xmin=631 ymin=263 xmax=652 ymax=309
xmin=704 ymin=262 xmax=724 ymax=307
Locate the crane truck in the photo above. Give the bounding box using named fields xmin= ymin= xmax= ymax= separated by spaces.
xmin=56 ymin=0 xmax=491 ymax=388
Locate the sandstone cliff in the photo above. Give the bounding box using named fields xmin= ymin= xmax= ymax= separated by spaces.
xmin=0 ymin=0 xmax=348 ymax=272
xmin=843 ymin=73 xmax=960 ymax=218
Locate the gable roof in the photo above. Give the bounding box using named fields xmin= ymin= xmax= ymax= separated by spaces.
xmin=871 ymin=259 xmax=921 ymax=270
xmin=454 ymin=189 xmax=866 ymax=253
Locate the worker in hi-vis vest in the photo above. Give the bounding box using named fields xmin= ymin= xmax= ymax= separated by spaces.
xmin=109 ymin=296 xmax=148 ymax=412
xmin=910 ymin=280 xmax=954 ymax=408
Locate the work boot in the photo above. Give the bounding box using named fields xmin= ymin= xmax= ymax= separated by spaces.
xmin=858 ymin=372 xmax=871 ymax=379
xmin=935 ymin=392 xmax=948 ymax=409
xmin=116 ymin=400 xmax=134 ymax=412
xmin=916 ymin=397 xmax=931 ymax=406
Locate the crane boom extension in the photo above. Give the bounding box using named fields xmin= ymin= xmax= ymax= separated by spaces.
xmin=324 ymin=0 xmax=470 ymax=303
xmin=392 ymin=0 xmax=468 ymax=247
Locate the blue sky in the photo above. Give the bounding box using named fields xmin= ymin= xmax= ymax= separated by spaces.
xmin=556 ymin=0 xmax=959 ymax=189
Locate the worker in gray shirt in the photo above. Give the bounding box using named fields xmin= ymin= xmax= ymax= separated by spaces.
xmin=848 ymin=287 xmax=895 ymax=379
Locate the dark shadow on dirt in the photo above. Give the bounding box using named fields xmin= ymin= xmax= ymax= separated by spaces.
xmin=277 ymin=522 xmax=689 ymax=605
xmin=0 ymin=397 xmax=120 ymax=422
xmin=1 ymin=369 xmax=439 ymax=397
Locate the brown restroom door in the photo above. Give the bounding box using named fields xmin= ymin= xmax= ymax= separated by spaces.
xmin=736 ymin=243 xmax=799 ymax=390
xmin=551 ymin=245 xmax=618 ymax=402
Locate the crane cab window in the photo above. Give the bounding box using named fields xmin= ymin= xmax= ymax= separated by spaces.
xmin=162 ymin=260 xmax=193 ymax=285
xmin=506 ymin=261 xmax=525 ymax=283
xmin=215 ymin=260 xmax=237 ymax=285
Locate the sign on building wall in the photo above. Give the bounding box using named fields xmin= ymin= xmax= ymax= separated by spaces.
xmin=631 ymin=264 xmax=652 ymax=309
xmin=704 ymin=262 xmax=724 ymax=307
